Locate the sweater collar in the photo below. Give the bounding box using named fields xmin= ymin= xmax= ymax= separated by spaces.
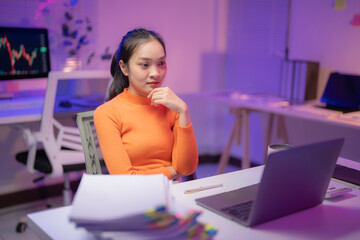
xmin=119 ymin=88 xmax=151 ymax=106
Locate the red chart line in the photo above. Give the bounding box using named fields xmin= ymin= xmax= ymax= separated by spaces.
xmin=0 ymin=35 xmax=38 ymax=73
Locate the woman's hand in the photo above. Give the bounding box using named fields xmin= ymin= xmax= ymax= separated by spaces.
xmin=148 ymin=87 xmax=185 ymax=113
xmin=148 ymin=87 xmax=191 ymax=127
xmin=166 ymin=166 xmax=182 ymax=180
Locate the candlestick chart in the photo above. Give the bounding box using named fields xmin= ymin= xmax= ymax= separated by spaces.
xmin=0 ymin=28 xmax=50 ymax=80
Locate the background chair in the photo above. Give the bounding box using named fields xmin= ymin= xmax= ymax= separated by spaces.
xmin=15 ymin=71 xmax=111 ymax=204
xmin=14 ymin=71 xmax=110 ymax=233
xmin=76 ymin=110 xmax=196 ymax=181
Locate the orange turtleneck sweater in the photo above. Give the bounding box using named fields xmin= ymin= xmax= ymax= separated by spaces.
xmin=94 ymin=89 xmax=198 ymax=179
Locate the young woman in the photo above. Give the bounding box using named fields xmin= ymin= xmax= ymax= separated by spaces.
xmin=94 ymin=28 xmax=198 ymax=180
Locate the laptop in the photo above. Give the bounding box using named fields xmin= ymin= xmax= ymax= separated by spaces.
xmin=195 ymin=138 xmax=344 ymax=227
xmin=320 ymin=72 xmax=360 ymax=113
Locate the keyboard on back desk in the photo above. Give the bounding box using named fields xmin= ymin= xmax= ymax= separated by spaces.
xmin=0 ymin=98 xmax=44 ymax=110
xmin=291 ymin=104 xmax=342 ymax=118
xmin=333 ymin=164 xmax=360 ymax=186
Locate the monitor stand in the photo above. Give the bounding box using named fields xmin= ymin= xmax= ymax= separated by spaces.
xmin=0 ymin=82 xmax=17 ymax=99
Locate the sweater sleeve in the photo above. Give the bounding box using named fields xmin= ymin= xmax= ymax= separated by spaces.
xmin=94 ymin=106 xmax=172 ymax=179
xmin=171 ymin=119 xmax=198 ymax=176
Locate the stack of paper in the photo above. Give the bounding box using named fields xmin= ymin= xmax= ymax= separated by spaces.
xmin=69 ymin=174 xmax=217 ymax=239
xmin=338 ymin=111 xmax=360 ymax=123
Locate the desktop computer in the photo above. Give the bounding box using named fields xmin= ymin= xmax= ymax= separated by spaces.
xmin=0 ymin=26 xmax=50 ymax=100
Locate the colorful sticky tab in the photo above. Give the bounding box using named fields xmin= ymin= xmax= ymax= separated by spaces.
xmin=334 ymin=0 xmax=346 ymax=10
xmin=352 ymin=14 xmax=360 ymax=26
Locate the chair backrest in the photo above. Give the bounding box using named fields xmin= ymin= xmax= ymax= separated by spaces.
xmin=76 ymin=110 xmax=105 ymax=174
xmin=23 ymin=71 xmax=110 ymax=177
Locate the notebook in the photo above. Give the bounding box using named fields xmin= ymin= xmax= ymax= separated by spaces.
xmin=196 ymin=138 xmax=344 ymax=227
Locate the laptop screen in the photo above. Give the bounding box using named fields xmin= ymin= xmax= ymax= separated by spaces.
xmin=320 ymin=72 xmax=360 ymax=112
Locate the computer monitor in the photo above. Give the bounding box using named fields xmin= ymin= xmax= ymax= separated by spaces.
xmin=320 ymin=72 xmax=360 ymax=113
xmin=0 ymin=27 xmax=51 ymax=81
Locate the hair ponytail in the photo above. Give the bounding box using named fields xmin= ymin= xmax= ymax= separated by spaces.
xmin=107 ymin=52 xmax=129 ymax=101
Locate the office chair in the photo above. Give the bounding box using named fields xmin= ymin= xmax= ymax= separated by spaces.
xmin=76 ymin=110 xmax=196 ymax=181
xmin=14 ymin=71 xmax=111 ymax=233
xmin=76 ymin=110 xmax=106 ymax=174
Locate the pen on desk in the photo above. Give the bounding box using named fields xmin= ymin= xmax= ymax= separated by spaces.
xmin=184 ymin=183 xmax=223 ymax=194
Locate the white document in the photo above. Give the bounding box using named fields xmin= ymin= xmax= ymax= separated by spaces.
xmin=290 ymin=104 xmax=342 ymax=119
xmin=69 ymin=174 xmax=170 ymax=226
xmin=339 ymin=111 xmax=360 ymax=123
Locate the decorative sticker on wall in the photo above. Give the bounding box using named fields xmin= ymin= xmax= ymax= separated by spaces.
xmin=351 ymin=14 xmax=360 ymax=26
xmin=33 ymin=0 xmax=111 ymax=71
xmin=334 ymin=0 xmax=346 ymax=10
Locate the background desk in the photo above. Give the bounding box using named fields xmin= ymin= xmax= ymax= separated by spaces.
xmin=200 ymin=91 xmax=360 ymax=173
xmin=0 ymin=70 xmax=110 ymax=125
xmin=27 ymin=164 xmax=360 ymax=240
xmin=0 ymin=95 xmax=105 ymax=126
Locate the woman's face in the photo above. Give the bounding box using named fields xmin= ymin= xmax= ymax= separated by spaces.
xmin=120 ymin=39 xmax=167 ymax=96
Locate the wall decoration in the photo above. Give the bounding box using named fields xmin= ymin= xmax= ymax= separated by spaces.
xmin=334 ymin=0 xmax=346 ymax=10
xmin=351 ymin=14 xmax=360 ymax=26
xmin=34 ymin=0 xmax=110 ymax=71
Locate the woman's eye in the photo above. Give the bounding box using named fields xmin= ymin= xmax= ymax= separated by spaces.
xmin=140 ymin=63 xmax=149 ymax=67
xmin=158 ymin=61 xmax=166 ymax=67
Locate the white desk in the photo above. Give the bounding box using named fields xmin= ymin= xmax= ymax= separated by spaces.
xmin=27 ymin=166 xmax=360 ymax=240
xmin=0 ymin=70 xmax=110 ymax=125
xmin=200 ymin=91 xmax=360 ymax=173
xmin=0 ymin=94 xmax=45 ymax=125
xmin=0 ymin=95 xmax=104 ymax=125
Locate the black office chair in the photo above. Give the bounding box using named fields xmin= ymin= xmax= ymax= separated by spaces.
xmin=15 ymin=149 xmax=86 ymax=195
xmin=15 ymin=147 xmax=87 ymax=232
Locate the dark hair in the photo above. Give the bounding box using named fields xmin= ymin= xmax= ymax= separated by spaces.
xmin=107 ymin=28 xmax=166 ymax=101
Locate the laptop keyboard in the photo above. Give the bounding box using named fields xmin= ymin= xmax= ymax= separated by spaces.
xmin=221 ymin=200 xmax=253 ymax=221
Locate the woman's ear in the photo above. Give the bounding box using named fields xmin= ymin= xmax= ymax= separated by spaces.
xmin=119 ymin=60 xmax=129 ymax=76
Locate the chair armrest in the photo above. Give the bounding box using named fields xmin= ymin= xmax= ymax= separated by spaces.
xmin=19 ymin=128 xmax=38 ymax=173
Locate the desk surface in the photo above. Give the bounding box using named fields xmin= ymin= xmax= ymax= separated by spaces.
xmin=0 ymin=95 xmax=104 ymax=125
xmin=0 ymin=70 xmax=110 ymax=125
xmin=27 ymin=165 xmax=360 ymax=240
xmin=200 ymin=91 xmax=360 ymax=130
